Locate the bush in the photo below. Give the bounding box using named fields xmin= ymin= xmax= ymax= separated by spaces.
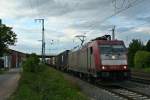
xmin=134 ymin=51 xmax=150 ymax=68
xmin=10 ymin=65 xmax=87 ymax=100
xmin=128 ymin=39 xmax=145 ymax=67
xmin=23 ymin=53 xmax=43 ymax=73
xmin=10 ymin=53 xmax=88 ymax=100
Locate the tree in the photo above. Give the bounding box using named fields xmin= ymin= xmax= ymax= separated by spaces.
xmin=146 ymin=40 xmax=150 ymax=52
xmin=0 ymin=23 xmax=17 ymax=57
xmin=128 ymin=39 xmax=144 ymax=67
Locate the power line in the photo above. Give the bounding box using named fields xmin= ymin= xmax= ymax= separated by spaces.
xmin=113 ymin=0 xmax=141 ymax=15
xmin=36 ymin=0 xmax=41 ymax=17
xmin=112 ymin=0 xmax=137 ymax=10
xmin=28 ymin=0 xmax=41 ymax=18
xmin=87 ymin=0 xmax=144 ymax=33
xmin=28 ymin=0 xmax=33 ymax=9
xmin=28 ymin=0 xmax=34 ymax=12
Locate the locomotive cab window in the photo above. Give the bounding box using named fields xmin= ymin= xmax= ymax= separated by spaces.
xmin=99 ymin=45 xmax=126 ymax=54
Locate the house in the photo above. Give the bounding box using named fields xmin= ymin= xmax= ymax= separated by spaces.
xmin=0 ymin=49 xmax=27 ymax=68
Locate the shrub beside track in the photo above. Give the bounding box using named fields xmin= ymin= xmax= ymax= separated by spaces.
xmin=9 ymin=54 xmax=87 ymax=100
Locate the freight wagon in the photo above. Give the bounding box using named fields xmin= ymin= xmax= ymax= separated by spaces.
xmin=55 ymin=50 xmax=69 ymax=70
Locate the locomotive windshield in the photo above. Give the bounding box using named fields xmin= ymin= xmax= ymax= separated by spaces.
xmin=99 ymin=45 xmax=126 ymax=54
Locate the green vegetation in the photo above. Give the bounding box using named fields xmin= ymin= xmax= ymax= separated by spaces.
xmin=0 ymin=68 xmax=8 ymax=74
xmin=9 ymin=54 xmax=87 ymax=100
xmin=128 ymin=39 xmax=144 ymax=68
xmin=0 ymin=20 xmax=17 ymax=57
xmin=128 ymin=39 xmax=150 ymax=72
xmin=134 ymin=51 xmax=150 ymax=72
xmin=134 ymin=51 xmax=150 ymax=68
xmin=0 ymin=69 xmax=5 ymax=74
xmin=143 ymin=68 xmax=150 ymax=72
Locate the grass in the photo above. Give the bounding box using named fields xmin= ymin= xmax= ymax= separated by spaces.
xmin=143 ymin=68 xmax=150 ymax=73
xmin=131 ymin=67 xmax=150 ymax=73
xmin=0 ymin=68 xmax=8 ymax=74
xmin=9 ymin=65 xmax=88 ymax=100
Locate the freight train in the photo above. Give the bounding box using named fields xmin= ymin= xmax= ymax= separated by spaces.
xmin=47 ymin=35 xmax=130 ymax=81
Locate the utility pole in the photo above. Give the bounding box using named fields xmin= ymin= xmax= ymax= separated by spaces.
xmin=0 ymin=19 xmax=2 ymax=25
xmin=75 ymin=34 xmax=86 ymax=46
xmin=112 ymin=25 xmax=115 ymax=40
xmin=35 ymin=19 xmax=45 ymax=63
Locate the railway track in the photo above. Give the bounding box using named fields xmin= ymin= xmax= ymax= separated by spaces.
xmin=68 ymin=73 xmax=150 ymax=100
xmin=131 ymin=73 xmax=150 ymax=85
xmin=95 ymin=82 xmax=150 ymax=100
xmin=109 ymin=87 xmax=150 ymax=100
xmin=84 ymin=78 xmax=150 ymax=100
xmin=81 ymin=77 xmax=150 ymax=100
xmin=48 ymin=65 xmax=150 ymax=100
xmin=131 ymin=69 xmax=150 ymax=84
xmin=131 ymin=77 xmax=150 ymax=85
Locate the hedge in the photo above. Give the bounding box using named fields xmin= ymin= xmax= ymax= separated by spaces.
xmin=134 ymin=51 xmax=150 ymax=68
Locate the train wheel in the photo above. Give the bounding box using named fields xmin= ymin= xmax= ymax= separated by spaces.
xmin=87 ymin=74 xmax=91 ymax=82
xmin=90 ymin=77 xmax=96 ymax=84
xmin=87 ymin=77 xmax=91 ymax=82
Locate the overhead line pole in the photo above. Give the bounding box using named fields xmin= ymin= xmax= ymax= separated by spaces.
xmin=35 ymin=19 xmax=45 ymax=63
xmin=112 ymin=25 xmax=115 ymax=40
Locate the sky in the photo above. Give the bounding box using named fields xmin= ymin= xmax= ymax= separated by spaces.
xmin=0 ymin=0 xmax=150 ymax=55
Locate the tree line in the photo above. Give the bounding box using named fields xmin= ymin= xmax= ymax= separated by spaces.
xmin=128 ymin=39 xmax=150 ymax=69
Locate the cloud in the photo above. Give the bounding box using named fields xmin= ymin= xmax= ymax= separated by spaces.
xmin=1 ymin=0 xmax=150 ymax=54
xmin=132 ymin=26 xmax=150 ymax=34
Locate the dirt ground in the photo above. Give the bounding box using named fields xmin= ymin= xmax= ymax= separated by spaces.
xmin=0 ymin=68 xmax=20 ymax=100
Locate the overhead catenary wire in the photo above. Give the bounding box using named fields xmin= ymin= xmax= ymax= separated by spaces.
xmin=28 ymin=0 xmax=35 ymax=16
xmin=27 ymin=0 xmax=41 ymax=18
xmin=36 ymin=0 xmax=42 ymax=17
xmin=87 ymin=0 xmax=145 ymax=33
xmin=113 ymin=0 xmax=126 ymax=9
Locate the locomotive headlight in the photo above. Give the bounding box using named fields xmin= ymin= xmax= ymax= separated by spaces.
xmin=102 ymin=66 xmax=105 ymax=70
xmin=123 ymin=66 xmax=127 ymax=69
xmin=112 ymin=55 xmax=116 ymax=59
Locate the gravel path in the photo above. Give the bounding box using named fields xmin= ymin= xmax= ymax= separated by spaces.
xmin=63 ymin=73 xmax=125 ymax=100
xmin=0 ymin=68 xmax=20 ymax=100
